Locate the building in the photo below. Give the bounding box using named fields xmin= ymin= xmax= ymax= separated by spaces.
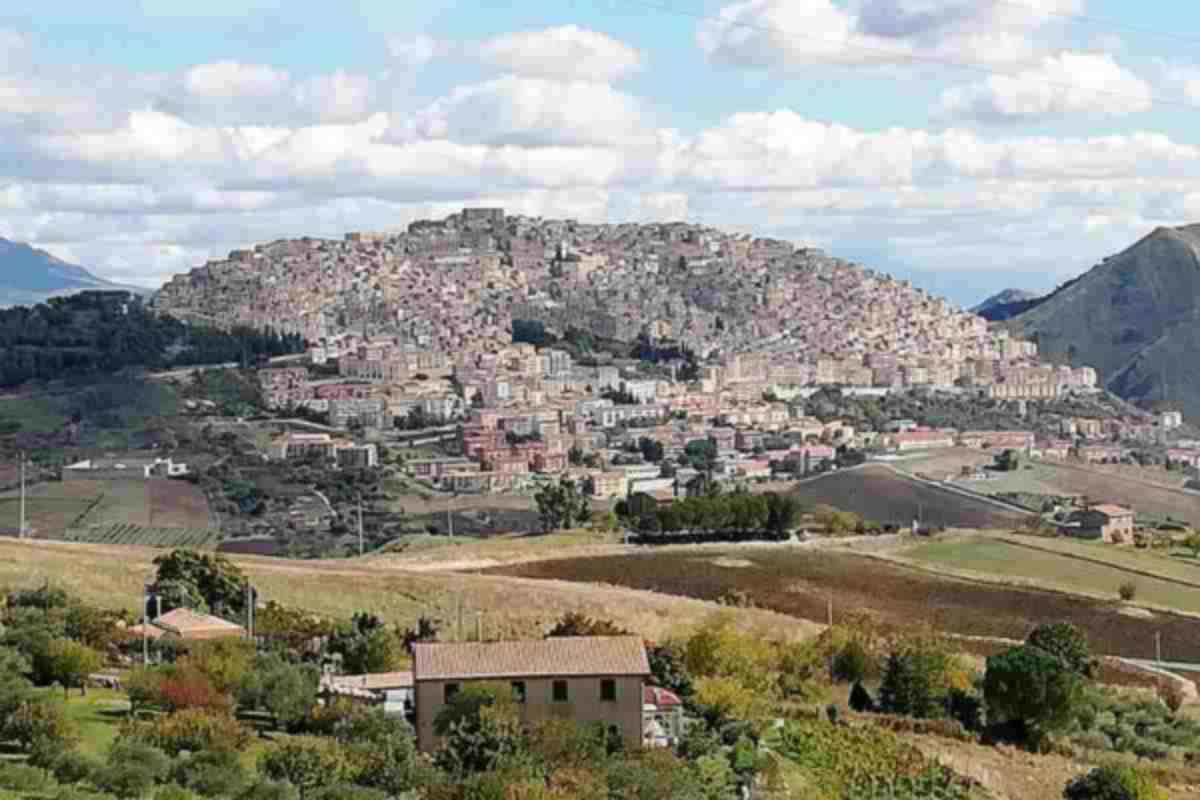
xmin=320 ymin=671 xmax=415 ymax=717
xmin=129 ymin=608 xmax=245 ymax=642
xmin=63 ymin=457 xmax=188 ymax=481
xmin=643 ymin=685 xmax=685 ymax=748
xmin=1072 ymin=504 xmax=1135 ymax=544
xmin=411 ymin=636 xmax=651 ymax=753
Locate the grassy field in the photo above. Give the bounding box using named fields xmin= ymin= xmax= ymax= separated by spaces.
xmin=494 ymin=546 xmax=1200 ymax=661
xmin=0 ymin=538 xmax=816 ymax=643
xmin=788 ymin=465 xmax=1032 ymax=529
xmin=901 ymin=538 xmax=1200 ymax=614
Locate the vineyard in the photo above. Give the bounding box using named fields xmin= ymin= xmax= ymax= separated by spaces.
xmin=57 ymin=523 xmax=222 ymax=549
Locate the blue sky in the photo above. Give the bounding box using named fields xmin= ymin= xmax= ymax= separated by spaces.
xmin=2 ymin=0 xmax=1200 ymax=306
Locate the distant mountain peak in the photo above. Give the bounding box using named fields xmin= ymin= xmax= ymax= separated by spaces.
xmin=0 ymin=238 xmax=145 ymax=307
xmin=971 ymin=288 xmax=1043 ymax=322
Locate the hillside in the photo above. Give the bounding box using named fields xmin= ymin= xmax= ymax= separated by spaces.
xmin=0 ymin=238 xmax=145 ymax=306
xmin=1007 ymin=225 xmax=1200 ymax=417
xmin=970 ymin=288 xmax=1040 ymax=320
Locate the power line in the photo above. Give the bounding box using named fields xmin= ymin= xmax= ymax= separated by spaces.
xmin=600 ymin=0 xmax=1200 ymax=115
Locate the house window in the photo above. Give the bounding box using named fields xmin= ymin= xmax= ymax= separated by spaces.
xmin=600 ymin=679 xmax=617 ymax=702
xmin=444 ymin=683 xmax=460 ymax=703
xmin=552 ymin=680 xmax=569 ymax=702
xmin=511 ymin=681 xmax=527 ymax=704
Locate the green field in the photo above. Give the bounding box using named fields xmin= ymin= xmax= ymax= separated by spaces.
xmin=902 ymin=537 xmax=1200 ymax=613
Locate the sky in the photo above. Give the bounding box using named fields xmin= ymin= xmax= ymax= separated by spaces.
xmin=3 ymin=0 xmax=1200 ymax=307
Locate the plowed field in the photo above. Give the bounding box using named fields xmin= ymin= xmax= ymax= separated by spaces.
xmin=494 ymin=548 xmax=1200 ymax=661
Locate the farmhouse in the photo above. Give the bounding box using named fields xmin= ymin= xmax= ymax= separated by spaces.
xmin=1071 ymin=504 xmax=1136 ymax=544
xmin=411 ymin=636 xmax=651 ymax=753
xmin=129 ymin=608 xmax=245 ymax=641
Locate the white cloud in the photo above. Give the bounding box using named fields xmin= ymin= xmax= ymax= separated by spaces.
xmin=387 ymin=34 xmax=443 ymax=69
xmin=292 ymin=71 xmax=373 ymax=122
xmin=397 ymin=75 xmax=650 ymax=149
xmin=938 ymin=52 xmax=1153 ymax=122
xmin=477 ymin=25 xmax=644 ymax=82
xmin=1159 ymin=61 xmax=1200 ymax=103
xmin=183 ymin=61 xmax=290 ymax=99
xmin=698 ymin=0 xmax=1081 ymax=70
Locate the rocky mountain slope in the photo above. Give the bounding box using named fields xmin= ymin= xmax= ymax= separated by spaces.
xmin=0 ymin=238 xmax=144 ymax=306
xmin=971 ymin=288 xmax=1042 ymax=321
xmin=1007 ymin=225 xmax=1200 ymax=418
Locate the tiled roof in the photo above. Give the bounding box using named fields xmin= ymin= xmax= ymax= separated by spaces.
xmin=1091 ymin=504 xmax=1133 ymax=517
xmin=644 ymin=685 xmax=682 ymax=707
xmin=153 ymin=608 xmax=245 ymax=640
xmin=413 ymin=636 xmax=650 ymax=681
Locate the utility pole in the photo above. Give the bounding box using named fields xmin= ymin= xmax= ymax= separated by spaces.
xmin=447 ymin=497 xmax=454 ymax=539
xmin=18 ymin=452 xmax=26 ymax=539
xmin=475 ymin=611 xmax=483 ymax=643
xmin=142 ymin=585 xmax=150 ymax=666
xmin=1156 ymin=631 xmax=1162 ymax=664
xmin=827 ymin=595 xmax=833 ymax=627
xmin=358 ymin=494 xmax=365 ymax=557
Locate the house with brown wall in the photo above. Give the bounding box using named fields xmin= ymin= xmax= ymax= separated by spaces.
xmin=411 ymin=636 xmax=650 ymax=753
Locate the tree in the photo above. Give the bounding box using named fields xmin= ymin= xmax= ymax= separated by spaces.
xmin=1184 ymin=532 xmax=1200 ymax=560
xmin=326 ymin=614 xmax=406 ymax=675
xmin=546 ymin=612 xmax=630 ymax=638
xmin=238 ymin=655 xmax=319 ymax=730
xmin=0 ymin=645 xmax=32 ymax=720
xmin=172 ymin=748 xmax=249 ymax=798
xmin=432 ymin=683 xmax=525 ymax=776
xmin=93 ymin=740 xmax=172 ymax=799
xmin=983 ymin=645 xmax=1084 ymax=747
xmin=849 ymin=682 xmax=875 ymax=713
xmin=338 ymin=712 xmax=438 ymax=797
xmin=764 ymin=493 xmax=802 ymax=538
xmin=1027 ymin=622 xmax=1095 ymax=679
xmin=152 ymin=550 xmax=247 ymax=618
xmin=1063 ymin=765 xmax=1167 ymax=800
xmin=258 ymin=737 xmax=348 ymax=800
xmin=996 ymin=449 xmax=1022 ymax=472
xmin=638 ymin=437 xmax=665 ymax=464
xmin=6 ymin=700 xmax=79 ymax=761
xmin=1118 ymin=581 xmax=1138 ymax=602
xmin=42 ymin=639 xmax=104 ymax=698
xmin=534 ymin=479 xmax=591 ymax=532
xmin=878 ymin=639 xmax=956 ymax=719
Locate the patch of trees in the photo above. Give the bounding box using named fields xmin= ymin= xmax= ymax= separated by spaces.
xmin=0 ymin=291 xmax=304 ymax=388
xmin=623 ymin=491 xmax=804 ymax=543
xmin=533 ymin=479 xmax=591 ymax=532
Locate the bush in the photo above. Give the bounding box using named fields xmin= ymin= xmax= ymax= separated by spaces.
xmin=94 ymin=741 xmax=172 ymax=800
xmin=878 ymin=639 xmax=958 ymax=720
xmin=831 ymin=640 xmax=871 ymax=684
xmin=172 ymin=749 xmax=248 ymax=798
xmin=237 ymin=781 xmax=300 ymax=800
xmin=121 ymin=708 xmax=251 ymax=756
xmin=52 ymin=751 xmax=100 ymax=785
xmin=0 ymin=762 xmax=55 ymax=792
xmin=1118 ymin=581 xmax=1138 ymax=602
xmin=1063 ymin=765 xmax=1167 ymax=800
xmin=154 ymin=787 xmax=200 ymax=800
xmin=849 ymin=682 xmax=875 ymax=713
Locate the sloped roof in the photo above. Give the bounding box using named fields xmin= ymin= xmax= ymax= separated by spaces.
xmin=644 ymin=685 xmax=682 ymax=708
xmin=323 ymin=670 xmax=414 ymax=692
xmin=413 ymin=636 xmax=650 ymax=681
xmin=1091 ymin=504 xmax=1133 ymax=517
xmin=153 ymin=608 xmax=245 ymax=640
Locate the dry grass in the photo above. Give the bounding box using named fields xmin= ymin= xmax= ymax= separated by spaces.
xmin=147 ymin=479 xmax=212 ymax=528
xmin=0 ymin=538 xmax=818 ymax=643
xmin=373 ymin=529 xmax=629 ymax=571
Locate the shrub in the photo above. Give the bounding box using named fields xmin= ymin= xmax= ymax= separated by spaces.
xmin=237 ymin=781 xmax=300 ymax=800
xmin=0 ymin=763 xmax=55 ymax=792
xmin=849 ymin=682 xmax=876 ymax=713
xmin=257 ymin=737 xmax=349 ymax=798
xmin=52 ymin=751 xmax=100 ymax=784
xmin=121 ymin=708 xmax=251 ymax=756
xmin=94 ymin=741 xmax=172 ymax=800
xmin=154 ymin=787 xmax=200 ymax=800
xmin=157 ymin=665 xmax=234 ymax=714
xmin=172 ymin=749 xmax=248 ymax=797
xmin=878 ymin=638 xmax=958 ymax=720
xmin=1157 ymin=682 xmax=1188 ymax=715
xmin=831 ymin=640 xmax=871 ymax=684
xmin=1118 ymin=581 xmax=1138 ymax=602
xmin=1063 ymin=765 xmax=1167 ymax=800
xmin=944 ymin=688 xmax=983 ymax=733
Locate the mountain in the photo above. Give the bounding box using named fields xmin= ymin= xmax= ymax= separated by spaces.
xmin=1006 ymin=225 xmax=1200 ymax=418
xmin=971 ymin=289 xmax=1043 ymax=321
xmin=0 ymin=239 xmax=145 ymax=306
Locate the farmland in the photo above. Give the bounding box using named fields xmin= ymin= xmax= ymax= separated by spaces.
xmin=0 ymin=538 xmax=814 ymax=644
xmin=787 ymin=465 xmax=1032 ymax=529
xmin=494 ymin=546 xmax=1200 ymax=661
xmin=901 ymin=450 xmax=1200 ymax=527
xmin=0 ymin=478 xmax=216 ymax=547
xmin=900 ymin=537 xmax=1200 ymax=614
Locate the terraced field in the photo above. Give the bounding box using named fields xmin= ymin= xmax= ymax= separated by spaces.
xmin=60 ymin=523 xmax=221 ymax=548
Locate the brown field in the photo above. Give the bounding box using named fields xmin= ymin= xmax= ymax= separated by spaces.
xmin=494 ymin=547 xmax=1200 ymax=661
xmin=0 ymin=538 xmax=817 ymax=644
xmin=1038 ymin=461 xmax=1200 ymax=526
xmin=147 ymin=479 xmax=212 ymax=528
xmin=788 ymin=465 xmax=1033 ymax=529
